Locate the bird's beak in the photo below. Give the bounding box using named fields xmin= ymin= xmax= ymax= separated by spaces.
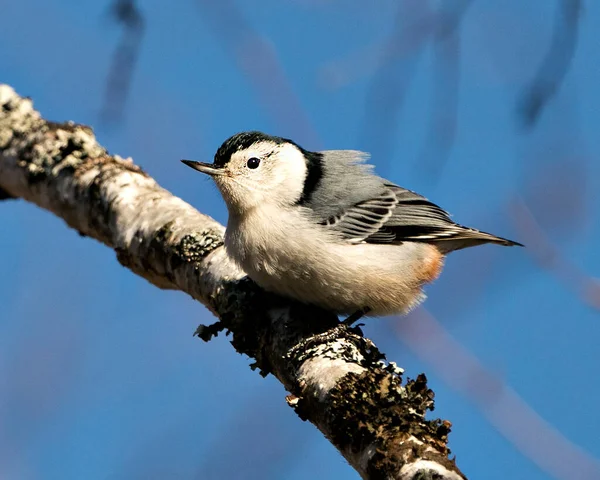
xmin=181 ymin=160 xmax=225 ymax=176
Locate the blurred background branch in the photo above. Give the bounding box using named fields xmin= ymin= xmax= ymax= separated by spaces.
xmin=510 ymin=196 xmax=600 ymax=310
xmin=100 ymin=0 xmax=145 ymax=125
xmin=517 ymin=0 xmax=582 ymax=128
xmin=416 ymin=0 xmax=472 ymax=181
xmin=197 ymin=0 xmax=321 ymax=146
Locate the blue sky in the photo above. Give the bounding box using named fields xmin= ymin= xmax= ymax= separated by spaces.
xmin=1 ymin=1 xmax=599 ymax=479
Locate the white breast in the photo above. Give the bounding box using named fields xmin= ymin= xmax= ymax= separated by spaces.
xmin=224 ymin=206 xmax=439 ymax=316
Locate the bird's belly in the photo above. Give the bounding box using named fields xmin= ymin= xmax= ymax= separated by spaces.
xmin=225 ymin=213 xmax=442 ymax=316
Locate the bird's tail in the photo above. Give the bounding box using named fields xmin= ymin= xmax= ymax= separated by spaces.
xmin=433 ymin=226 xmax=523 ymax=253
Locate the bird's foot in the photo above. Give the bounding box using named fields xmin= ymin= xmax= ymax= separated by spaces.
xmin=342 ymin=307 xmax=371 ymax=326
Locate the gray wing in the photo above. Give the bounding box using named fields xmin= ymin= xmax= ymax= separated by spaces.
xmin=324 ymin=184 xmax=522 ymax=251
xmin=322 ymin=188 xmax=398 ymax=243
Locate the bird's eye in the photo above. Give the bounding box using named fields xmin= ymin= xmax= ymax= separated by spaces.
xmin=247 ymin=157 xmax=261 ymax=169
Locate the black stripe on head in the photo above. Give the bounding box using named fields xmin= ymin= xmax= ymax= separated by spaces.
xmin=214 ymin=131 xmax=289 ymax=167
xmin=214 ymin=131 xmax=323 ymax=204
xmin=296 ymin=149 xmax=323 ymax=205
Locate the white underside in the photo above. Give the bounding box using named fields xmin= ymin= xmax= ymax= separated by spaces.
xmin=225 ymin=206 xmax=437 ymax=316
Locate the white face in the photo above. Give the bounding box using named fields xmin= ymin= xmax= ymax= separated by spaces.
xmin=213 ymin=141 xmax=309 ymax=214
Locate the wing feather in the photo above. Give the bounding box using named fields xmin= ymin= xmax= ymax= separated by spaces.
xmin=322 ymin=188 xmax=398 ymax=243
xmin=323 ymin=183 xmax=521 ymax=250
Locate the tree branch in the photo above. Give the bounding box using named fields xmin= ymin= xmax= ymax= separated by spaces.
xmin=0 ymin=84 xmax=465 ymax=480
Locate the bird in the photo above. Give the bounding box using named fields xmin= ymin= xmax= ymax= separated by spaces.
xmin=182 ymin=131 xmax=522 ymax=321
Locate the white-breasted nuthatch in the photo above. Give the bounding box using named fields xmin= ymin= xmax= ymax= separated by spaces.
xmin=182 ymin=131 xmax=522 ymax=320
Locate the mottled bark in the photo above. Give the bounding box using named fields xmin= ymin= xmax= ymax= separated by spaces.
xmin=0 ymin=84 xmax=465 ymax=480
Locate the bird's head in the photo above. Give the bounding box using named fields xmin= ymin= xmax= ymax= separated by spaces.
xmin=182 ymin=131 xmax=322 ymax=215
